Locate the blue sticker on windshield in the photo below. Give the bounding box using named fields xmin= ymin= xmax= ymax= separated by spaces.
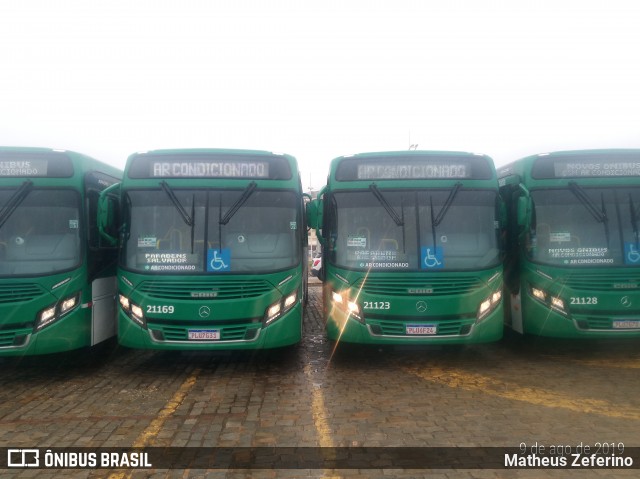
xmin=207 ymin=249 xmax=231 ymax=272
xmin=624 ymin=243 xmax=640 ymax=265
xmin=421 ymin=246 xmax=444 ymax=269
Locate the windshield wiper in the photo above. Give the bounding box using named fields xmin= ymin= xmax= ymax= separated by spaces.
xmin=220 ymin=181 xmax=257 ymax=225
xmin=369 ymin=184 xmax=403 ymax=226
xmin=428 ymin=183 xmax=462 ymax=247
xmin=0 ymin=180 xmax=33 ymax=230
xmin=160 ymin=181 xmax=193 ymax=226
xmin=568 ymin=182 xmax=610 ymax=246
xmin=160 ymin=182 xmax=196 ymax=253
xmin=433 ymin=182 xmax=462 ymax=227
xmin=568 ymin=182 xmax=606 ymax=223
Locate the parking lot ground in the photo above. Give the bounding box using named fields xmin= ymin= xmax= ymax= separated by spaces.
xmin=1 ymin=284 xmax=640 ymax=478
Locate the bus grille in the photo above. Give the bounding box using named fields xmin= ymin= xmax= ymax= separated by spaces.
xmin=137 ymin=280 xmax=273 ymax=300
xmin=0 ymin=284 xmax=44 ymax=304
xmin=354 ymin=276 xmax=483 ymax=296
xmin=563 ymin=273 xmax=640 ymax=292
xmin=0 ymin=327 xmax=32 ymax=347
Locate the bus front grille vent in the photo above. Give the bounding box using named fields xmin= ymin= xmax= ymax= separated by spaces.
xmin=138 ymin=280 xmax=272 ymax=300
xmin=354 ymin=276 xmax=483 ymax=297
xmin=0 ymin=284 xmax=44 ymax=304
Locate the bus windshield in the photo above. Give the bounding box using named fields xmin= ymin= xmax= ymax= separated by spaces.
xmin=530 ymin=187 xmax=640 ymax=267
xmin=123 ymin=188 xmax=301 ymax=273
xmin=328 ymin=189 xmax=500 ymax=271
xmin=0 ymin=188 xmax=81 ymax=276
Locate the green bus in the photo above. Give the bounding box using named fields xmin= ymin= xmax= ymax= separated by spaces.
xmin=307 ymin=151 xmax=504 ymax=345
xmin=499 ymin=149 xmax=640 ymax=338
xmin=99 ymin=149 xmax=307 ymax=350
xmin=0 ymin=147 xmax=121 ymax=355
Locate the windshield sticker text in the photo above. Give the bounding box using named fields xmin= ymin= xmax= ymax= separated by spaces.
xmin=347 ymin=236 xmax=367 ymax=247
xmin=138 ymin=253 xmax=200 ymax=271
xmin=137 ymin=237 xmax=157 ymax=248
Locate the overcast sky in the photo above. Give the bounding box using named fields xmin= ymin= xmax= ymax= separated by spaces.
xmin=1 ymin=0 xmax=639 ymax=190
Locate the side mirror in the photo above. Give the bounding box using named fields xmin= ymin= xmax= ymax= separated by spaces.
xmin=517 ymin=196 xmax=530 ymax=227
xmin=306 ymin=199 xmax=319 ymax=230
xmin=98 ymin=183 xmax=121 ymax=246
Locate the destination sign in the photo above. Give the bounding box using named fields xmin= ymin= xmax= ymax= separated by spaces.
xmin=0 ymin=153 xmax=74 ymax=178
xmin=554 ymin=161 xmax=640 ymax=178
xmin=128 ymin=154 xmax=292 ymax=180
xmin=356 ymin=162 xmax=470 ymax=180
xmin=533 ymin=154 xmax=640 ymax=179
xmin=151 ymin=160 xmax=269 ymax=178
xmin=335 ymin=155 xmax=493 ymax=181
xmin=0 ymin=159 xmax=48 ymax=177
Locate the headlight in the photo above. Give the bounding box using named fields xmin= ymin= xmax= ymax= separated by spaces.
xmin=332 ymin=291 xmax=344 ymax=304
xmin=119 ymin=293 xmax=146 ymax=327
xmin=550 ymin=296 xmax=565 ymax=312
xmin=39 ymin=306 xmax=57 ymax=326
xmin=119 ymin=294 xmax=131 ymax=312
xmin=264 ymin=291 xmax=299 ymax=325
xmin=476 ymin=290 xmax=502 ymax=322
xmin=60 ymin=296 xmax=78 ymax=314
xmin=478 ymin=298 xmax=491 ymax=317
xmin=528 ymin=284 xmax=568 ymax=316
xmin=331 ymin=290 xmax=363 ymax=323
xmin=265 ymin=302 xmax=282 ymax=323
xmin=35 ymin=292 xmax=81 ymax=331
xmin=131 ymin=304 xmax=144 ymax=322
xmin=284 ymin=291 xmax=297 ymax=309
xmin=347 ymin=301 xmax=360 ymax=315
xmin=531 ymin=287 xmax=546 ymax=302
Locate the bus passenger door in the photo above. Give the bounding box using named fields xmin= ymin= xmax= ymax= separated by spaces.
xmin=91 ymin=276 xmax=117 ymax=345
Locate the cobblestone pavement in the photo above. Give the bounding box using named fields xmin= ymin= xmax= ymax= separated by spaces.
xmin=1 ymin=284 xmax=639 ymax=478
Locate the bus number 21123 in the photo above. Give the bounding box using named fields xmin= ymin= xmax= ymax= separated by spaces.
xmin=363 ymin=301 xmax=391 ymax=310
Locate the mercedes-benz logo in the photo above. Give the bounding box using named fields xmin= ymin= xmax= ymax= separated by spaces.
xmin=621 ymin=296 xmax=632 ymax=308
xmin=199 ymin=306 xmax=211 ymax=318
xmin=416 ymin=301 xmax=427 ymax=313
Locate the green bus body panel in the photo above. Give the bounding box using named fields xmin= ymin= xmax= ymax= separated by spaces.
xmin=0 ymin=147 xmax=122 ymax=356
xmin=115 ymin=149 xmax=305 ymax=350
xmin=0 ymin=272 xmax=90 ymax=354
xmin=318 ymin=150 xmax=504 ymax=345
xmin=323 ymin=267 xmax=503 ymax=345
xmin=500 ymin=149 xmax=640 ymax=338
xmin=117 ymin=269 xmax=303 ymax=350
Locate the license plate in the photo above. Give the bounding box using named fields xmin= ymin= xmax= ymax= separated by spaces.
xmin=612 ymin=320 xmax=640 ymax=329
xmin=406 ymin=324 xmax=437 ymax=335
xmin=188 ymin=329 xmax=220 ymax=340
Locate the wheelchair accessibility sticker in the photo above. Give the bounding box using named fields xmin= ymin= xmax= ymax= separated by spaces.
xmin=421 ymin=246 xmax=444 ymax=269
xmin=624 ymin=243 xmax=640 ymax=265
xmin=207 ymin=249 xmax=231 ymax=272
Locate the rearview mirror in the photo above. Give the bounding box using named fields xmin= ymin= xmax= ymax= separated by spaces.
xmin=517 ymin=196 xmax=530 ymax=227
xmin=98 ymin=183 xmax=121 ymax=246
